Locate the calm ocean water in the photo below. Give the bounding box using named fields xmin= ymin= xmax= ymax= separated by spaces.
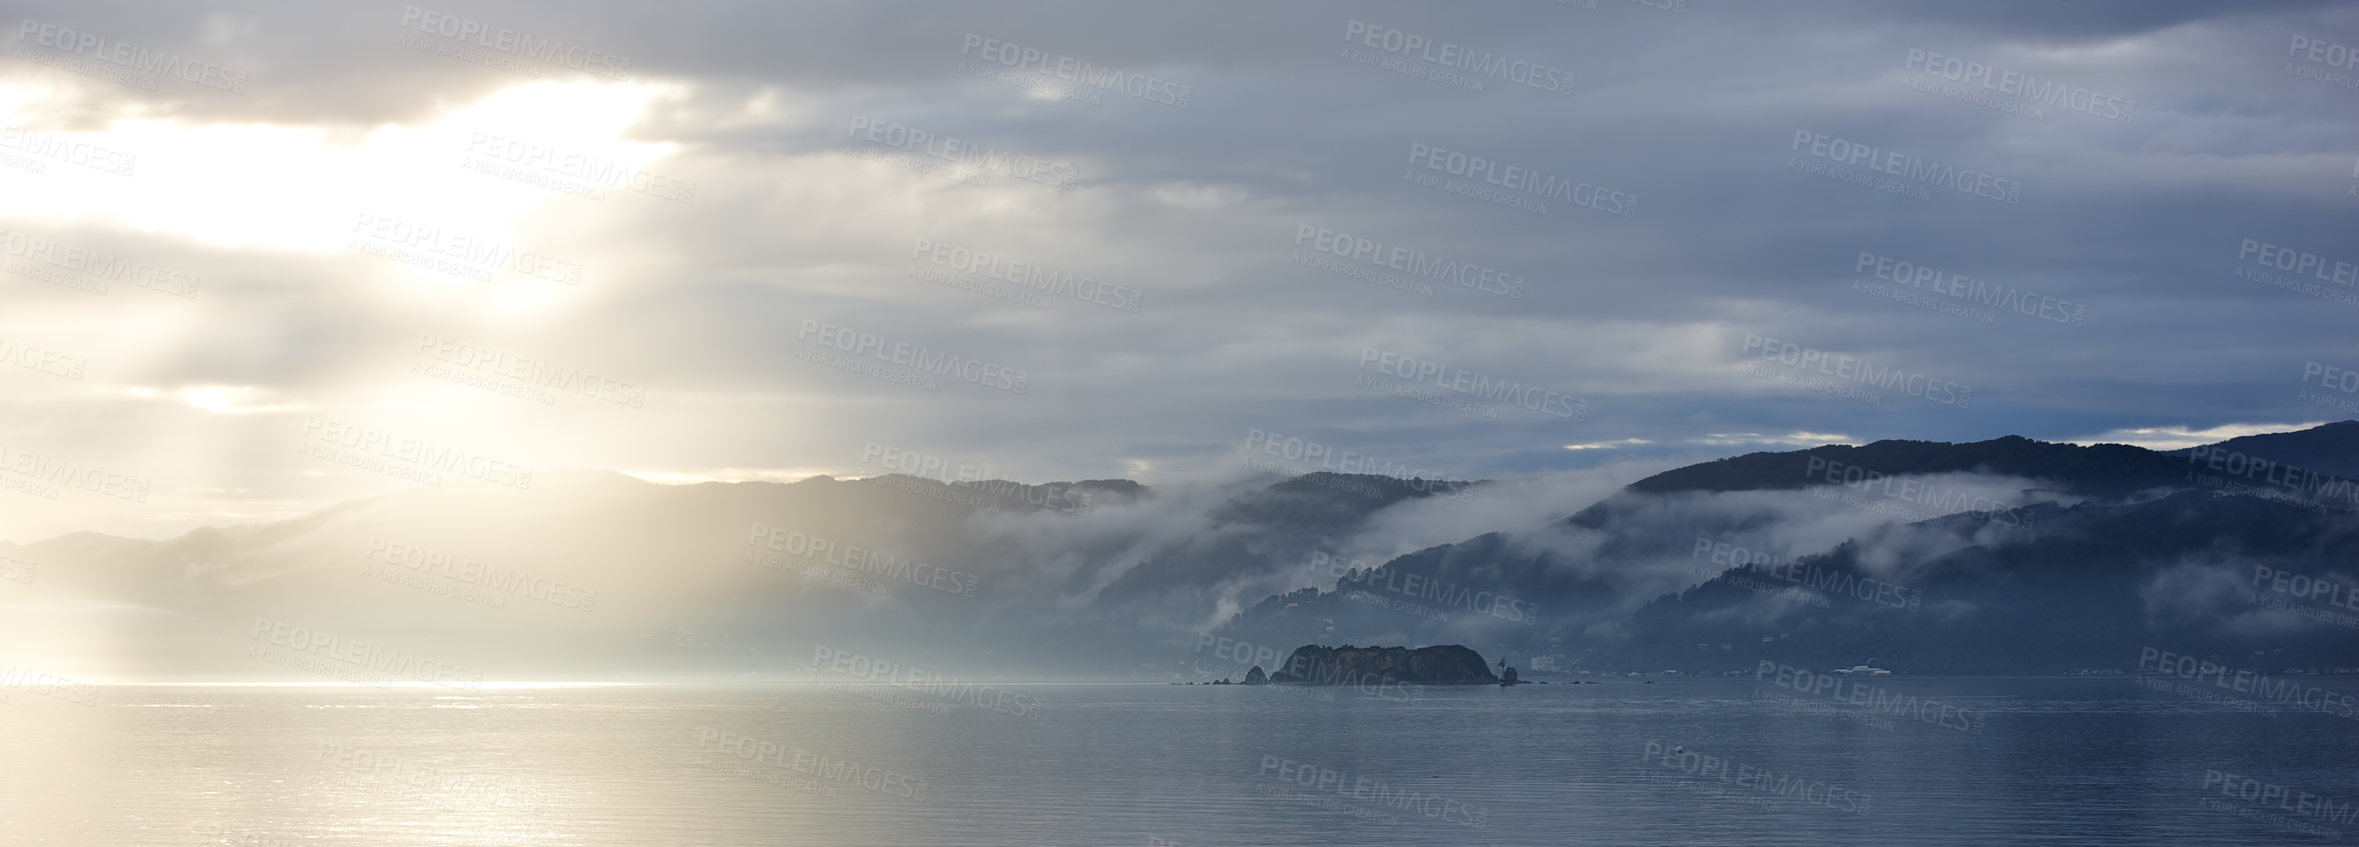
xmin=3 ymin=677 xmax=2355 ymax=845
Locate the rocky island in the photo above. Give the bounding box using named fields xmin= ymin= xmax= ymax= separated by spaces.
xmin=1268 ymin=644 xmax=1501 ymax=685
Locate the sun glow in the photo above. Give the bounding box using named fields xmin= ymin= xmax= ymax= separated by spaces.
xmin=0 ymin=80 xmax=682 ymax=252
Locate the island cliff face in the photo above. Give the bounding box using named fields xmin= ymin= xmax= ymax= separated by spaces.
xmin=1270 ymin=644 xmax=1498 ymax=685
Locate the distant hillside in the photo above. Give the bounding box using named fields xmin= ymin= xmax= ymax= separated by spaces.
xmin=1218 ymin=433 xmax=2359 ymax=675
xmin=1629 ymin=435 xmax=2187 ymax=499
xmin=12 ymin=424 xmax=2359 ymax=683
xmin=1091 ymin=472 xmax=1475 ymax=607
xmin=0 ymin=466 xmax=1490 ymax=682
xmin=1602 ymin=491 xmax=2359 ymax=673
xmin=2171 ymin=420 xmax=2359 ymax=484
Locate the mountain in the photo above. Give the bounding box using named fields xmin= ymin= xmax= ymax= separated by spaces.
xmin=10 ymin=425 xmax=2359 ymax=683
xmin=0 ymin=467 xmax=1480 ymax=683
xmin=1215 ymin=433 xmax=2359 ymax=675
xmin=1083 ymin=472 xmax=1478 ymax=623
xmin=1629 ymin=434 xmax=2186 ymax=498
xmin=1603 ymin=491 xmax=2359 ymax=673
xmin=2171 ymin=420 xmax=2359 ymax=486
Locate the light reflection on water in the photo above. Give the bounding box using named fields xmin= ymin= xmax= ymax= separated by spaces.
xmin=0 ymin=678 xmax=2353 ymax=846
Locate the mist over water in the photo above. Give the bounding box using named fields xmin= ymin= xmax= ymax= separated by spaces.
xmin=7 ymin=0 xmax=2359 ymax=842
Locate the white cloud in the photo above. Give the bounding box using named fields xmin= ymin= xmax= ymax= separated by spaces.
xmin=2067 ymin=422 xmax=2329 ymax=451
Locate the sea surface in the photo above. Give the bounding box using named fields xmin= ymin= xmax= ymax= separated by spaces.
xmin=3 ymin=677 xmax=2356 ymax=845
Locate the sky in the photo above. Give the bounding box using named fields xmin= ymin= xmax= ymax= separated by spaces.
xmin=0 ymin=0 xmax=2354 ymax=543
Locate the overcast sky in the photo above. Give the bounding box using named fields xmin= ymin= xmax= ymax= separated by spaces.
xmin=1 ymin=0 xmax=2354 ymax=542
